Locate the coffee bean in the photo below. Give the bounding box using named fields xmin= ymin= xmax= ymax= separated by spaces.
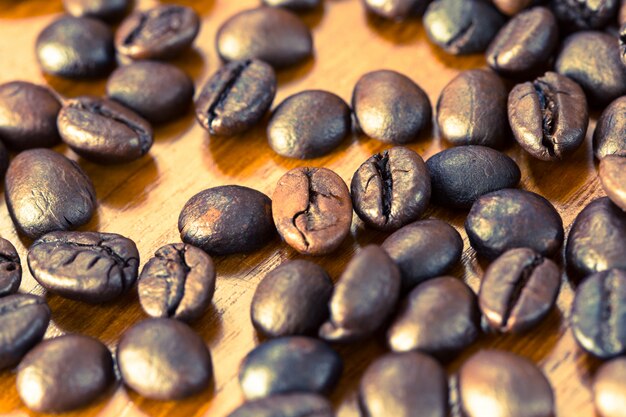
xmin=0 ymin=238 xmax=21 ymax=297
xmin=465 ymin=189 xmax=564 ymax=259
xmin=272 ymin=167 xmax=352 ymax=255
xmin=0 ymin=81 xmax=61 ymax=150
xmin=16 ymin=334 xmax=115 ymax=413
xmin=436 ymin=69 xmax=509 ymax=148
xmin=216 ymin=7 xmax=313 ymax=68
xmin=550 ymin=0 xmax=618 ymax=30
xmin=593 ymin=96 xmax=626 ymax=159
xmin=319 ymin=245 xmax=401 ymax=342
xmin=195 ymin=59 xmax=277 ymax=136
xmin=115 ymin=5 xmax=200 ymax=60
xmin=600 ymin=156 xmax=626 ymax=211
xmin=359 ymin=352 xmax=448 ymax=417
xmin=268 ymin=90 xmax=352 ymax=159
xmin=382 ymin=219 xmax=463 ymax=291
xmin=178 ymin=185 xmax=275 ymax=256
xmin=227 ymin=394 xmax=333 ymax=417
xmin=5 ymin=149 xmax=96 ymax=239
xmin=508 ymin=71 xmax=588 ymax=161
xmin=620 ymin=23 xmax=626 ymax=67
xmin=571 ymin=269 xmax=626 ymax=359
xmin=364 ymin=0 xmax=430 ymax=19
xmin=251 ymin=260 xmax=333 ymax=338
xmin=492 ymin=0 xmax=537 ymax=15
xmin=351 ymin=147 xmax=431 ymax=231
xmin=387 ymin=276 xmax=480 ymax=360
xmin=566 ymin=197 xmax=626 ymax=282
xmin=36 ymin=16 xmax=115 ymax=78
xmin=239 ymin=336 xmax=342 ymax=399
xmin=138 ymin=243 xmax=215 ymax=322
xmin=263 ymin=0 xmax=320 ymax=11
xmin=458 ymin=350 xmax=554 ymax=417
xmin=0 ymin=294 xmax=50 ymax=370
xmin=58 ymin=96 xmax=153 ymax=164
xmin=117 ymin=318 xmax=213 ymax=400
xmin=593 ymin=357 xmax=626 ymax=417
xmin=63 ymin=0 xmax=130 ymax=21
xmin=107 ymin=61 xmax=194 ymax=124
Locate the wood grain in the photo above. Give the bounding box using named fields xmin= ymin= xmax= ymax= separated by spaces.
xmin=0 ymin=1 xmax=607 ymax=416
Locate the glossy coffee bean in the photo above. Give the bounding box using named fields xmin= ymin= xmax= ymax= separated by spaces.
xmin=107 ymin=61 xmax=194 ymax=124
xmin=36 ymin=16 xmax=115 ymax=78
xmin=359 ymin=352 xmax=448 ymax=417
xmin=195 ymin=59 xmax=277 ymax=136
xmin=492 ymin=0 xmax=537 ymax=15
xmin=263 ymin=0 xmax=320 ymax=10
xmin=364 ymin=0 xmax=430 ymax=19
xmin=28 ymin=231 xmax=139 ymax=304
xmin=600 ymin=156 xmax=626 ymax=211
xmin=0 ymin=81 xmax=61 ymax=150
xmin=550 ymin=0 xmax=618 ymax=30
xmin=63 ymin=0 xmax=130 ymax=21
xmin=458 ymin=350 xmax=555 ymax=417
xmin=58 ymin=96 xmax=153 ymax=164
xmin=227 ymin=394 xmax=333 ymax=417
xmin=351 ymin=147 xmax=431 ymax=231
xmin=387 ymin=277 xmax=479 ymax=360
xmin=117 ymin=318 xmax=213 ymax=400
xmin=594 ymin=96 xmax=626 ymax=159
xmin=352 ymin=70 xmax=431 ymax=144
xmin=436 ymin=69 xmax=509 ymax=148
xmin=319 ymin=245 xmax=401 ymax=342
xmin=179 ymin=185 xmax=275 ymax=256
xmin=272 ymin=167 xmax=352 ymax=255
xmin=0 ymin=238 xmax=21 ymax=297
xmin=465 ymin=189 xmax=564 ymax=259
xmin=239 ymin=336 xmax=342 ymax=399
xmin=268 ymin=90 xmax=352 ymax=159
xmin=5 ymin=149 xmax=96 ymax=239
xmin=0 ymin=294 xmax=50 ymax=370
xmin=508 ymin=72 xmax=588 ymax=161
xmin=138 ymin=243 xmax=215 ymax=322
xmin=17 ymin=335 xmax=115 ymax=413
xmin=593 ymin=357 xmax=626 ymax=417
xmin=115 ymin=5 xmax=200 ymax=60
xmin=426 ymin=146 xmax=521 ymax=209
xmin=251 ymin=260 xmax=333 ymax=337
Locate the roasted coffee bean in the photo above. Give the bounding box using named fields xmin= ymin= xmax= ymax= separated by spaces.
xmin=107 ymin=61 xmax=194 ymax=124
xmin=382 ymin=219 xmax=463 ymax=291
xmin=319 ymin=245 xmax=401 ymax=342
xmin=550 ymin=0 xmax=618 ymax=30
xmin=566 ymin=197 xmax=626 ymax=282
xmin=16 ymin=334 xmax=115 ymax=413
xmin=36 ymin=16 xmax=115 ymax=78
xmin=594 ymin=96 xmax=626 ymax=159
xmin=227 ymin=394 xmax=333 ymax=417
xmin=58 ymin=96 xmax=153 ymax=164
xmin=251 ymin=260 xmax=333 ymax=338
xmin=195 ymin=59 xmax=277 ymax=136
xmin=263 ymin=0 xmax=320 ymax=11
xmin=359 ymin=352 xmax=448 ymax=417
xmin=117 ymin=318 xmax=213 ymax=400
xmin=436 ymin=69 xmax=509 ymax=148
xmin=600 ymin=156 xmax=626 ymax=211
xmin=0 ymin=294 xmax=50 ymax=370
xmin=387 ymin=277 xmax=479 ymax=360
xmin=593 ymin=357 xmax=626 ymax=417
xmin=268 ymin=90 xmax=352 ymax=159
xmin=272 ymin=167 xmax=352 ymax=255
xmin=363 ymin=0 xmax=430 ymax=19
xmin=5 ymin=149 xmax=96 ymax=239
xmin=571 ymin=269 xmax=626 ymax=359
xmin=0 ymin=238 xmax=21 ymax=297
xmin=217 ymin=8 xmax=313 ymax=68
xmin=423 ymin=0 xmax=505 ymax=55
xmin=351 ymin=147 xmax=431 ymax=231
xmin=0 ymin=81 xmax=61 ymax=150
xmin=465 ymin=189 xmax=564 ymax=259
xmin=178 ymin=185 xmax=275 ymax=256
xmin=508 ymin=72 xmax=588 ymax=161
xmin=115 ymin=5 xmax=200 ymax=60
xmin=239 ymin=336 xmax=342 ymax=399
xmin=492 ymin=0 xmax=537 ymax=15
xmin=458 ymin=350 xmax=555 ymax=417
xmin=426 ymin=146 xmax=521 ymax=209
xmin=63 ymin=0 xmax=130 ymax=21
xmin=138 ymin=243 xmax=215 ymax=322
xmin=556 ymin=31 xmax=626 ymax=107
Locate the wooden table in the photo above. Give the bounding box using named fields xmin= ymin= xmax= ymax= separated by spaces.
xmin=0 ymin=0 xmax=606 ymax=416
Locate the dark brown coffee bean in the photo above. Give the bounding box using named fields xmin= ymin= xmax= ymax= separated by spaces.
xmin=492 ymin=0 xmax=537 ymax=15
xmin=251 ymin=260 xmax=333 ymax=338
xmin=352 ymin=70 xmax=431 ymax=144
xmin=593 ymin=357 xmax=626 ymax=417
xmin=5 ymin=149 xmax=96 ymax=239
xmin=227 ymin=394 xmax=333 ymax=417
xmin=16 ymin=334 xmax=115 ymax=413
xmin=594 ymin=96 xmax=626 ymax=159
xmin=600 ymin=156 xmax=626 ymax=211
xmin=63 ymin=0 xmax=130 ymax=21
xmin=268 ymin=90 xmax=352 ymax=159
xmin=179 ymin=185 xmax=275 ymax=256
xmin=319 ymin=245 xmax=401 ymax=342
xmin=0 ymin=238 xmax=21 ymax=297
xmin=550 ymin=0 xmax=618 ymax=30
xmin=351 ymin=147 xmax=431 ymax=231
xmin=364 ymin=0 xmax=431 ymax=19
xmin=195 ymin=59 xmax=277 ymax=136
xmin=263 ymin=0 xmax=320 ymax=11
xmin=272 ymin=167 xmax=352 ymax=255
xmin=138 ymin=243 xmax=215 ymax=322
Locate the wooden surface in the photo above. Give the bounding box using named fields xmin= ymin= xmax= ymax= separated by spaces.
xmin=0 ymin=1 xmax=608 ymax=416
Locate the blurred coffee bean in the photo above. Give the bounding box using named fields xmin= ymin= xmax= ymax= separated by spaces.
xmin=593 ymin=96 xmax=626 ymax=159
xmin=600 ymin=156 xmax=626 ymax=211
xmin=0 ymin=238 xmax=21 ymax=297
xmin=550 ymin=0 xmax=618 ymax=30
xmin=593 ymin=357 xmax=626 ymax=417
xmin=227 ymin=394 xmax=333 ymax=417
xmin=63 ymin=0 xmax=130 ymax=21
